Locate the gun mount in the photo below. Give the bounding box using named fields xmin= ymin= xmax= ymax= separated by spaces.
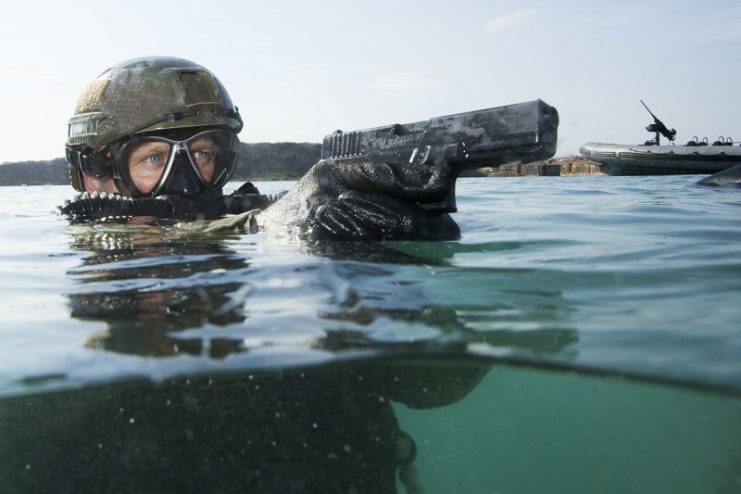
xmin=641 ymin=100 xmax=677 ymax=146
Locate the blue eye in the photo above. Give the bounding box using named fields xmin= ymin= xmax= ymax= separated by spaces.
xmin=145 ymin=154 xmax=165 ymax=164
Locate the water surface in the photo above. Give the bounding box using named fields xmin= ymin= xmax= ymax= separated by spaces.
xmin=0 ymin=176 xmax=739 ymax=493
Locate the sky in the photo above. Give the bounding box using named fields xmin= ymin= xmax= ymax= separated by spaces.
xmin=1 ymin=0 xmax=740 ymax=163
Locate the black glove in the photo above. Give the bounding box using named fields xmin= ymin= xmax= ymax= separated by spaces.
xmin=259 ymin=159 xmax=461 ymax=241
xmin=306 ymin=191 xmax=460 ymax=241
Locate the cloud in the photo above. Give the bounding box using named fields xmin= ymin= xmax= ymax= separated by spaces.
xmin=485 ymin=9 xmax=537 ymax=33
xmin=363 ymin=71 xmax=441 ymax=91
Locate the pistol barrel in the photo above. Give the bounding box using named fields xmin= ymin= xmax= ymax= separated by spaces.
xmin=320 ymin=99 xmax=559 ymax=171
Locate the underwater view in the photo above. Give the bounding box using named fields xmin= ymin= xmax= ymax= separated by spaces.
xmin=1 ymin=176 xmax=740 ymax=493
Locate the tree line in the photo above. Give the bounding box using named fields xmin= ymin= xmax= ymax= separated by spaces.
xmin=0 ymin=142 xmax=322 ymax=186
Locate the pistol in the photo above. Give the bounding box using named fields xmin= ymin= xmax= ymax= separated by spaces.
xmin=319 ymin=99 xmax=559 ymax=212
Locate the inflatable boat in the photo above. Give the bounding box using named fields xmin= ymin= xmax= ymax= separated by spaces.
xmin=579 ymin=100 xmax=741 ymax=175
xmin=579 ymin=140 xmax=741 ymax=176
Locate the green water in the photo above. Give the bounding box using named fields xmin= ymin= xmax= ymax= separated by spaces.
xmin=2 ymin=362 xmax=738 ymax=493
xmin=395 ymin=365 xmax=741 ymax=494
xmin=0 ymin=177 xmax=740 ymax=492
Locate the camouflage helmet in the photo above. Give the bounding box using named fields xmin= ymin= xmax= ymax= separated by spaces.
xmin=65 ymin=56 xmax=243 ymax=192
xmin=66 ymin=56 xmax=243 ymax=152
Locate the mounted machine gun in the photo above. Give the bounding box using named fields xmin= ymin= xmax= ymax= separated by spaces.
xmin=641 ymin=100 xmax=677 ymax=145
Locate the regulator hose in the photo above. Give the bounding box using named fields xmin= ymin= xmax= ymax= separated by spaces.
xmin=59 ymin=191 xmax=283 ymax=223
xmin=59 ymin=192 xmax=175 ymax=223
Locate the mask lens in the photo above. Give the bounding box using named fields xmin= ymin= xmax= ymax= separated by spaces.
xmin=185 ymin=130 xmax=237 ymax=187
xmin=120 ymin=138 xmax=173 ymax=194
xmin=117 ymin=130 xmax=238 ymax=196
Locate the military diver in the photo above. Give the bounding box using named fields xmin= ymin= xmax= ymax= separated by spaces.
xmin=60 ymin=56 xmax=559 ymax=240
xmin=44 ymin=56 xmax=562 ymax=492
xmin=60 ymin=56 xmax=463 ymax=240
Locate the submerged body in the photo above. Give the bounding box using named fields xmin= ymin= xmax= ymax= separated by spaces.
xmin=2 ymin=363 xmax=489 ymax=493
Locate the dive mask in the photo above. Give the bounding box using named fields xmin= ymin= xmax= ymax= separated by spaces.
xmin=115 ymin=129 xmax=240 ymax=197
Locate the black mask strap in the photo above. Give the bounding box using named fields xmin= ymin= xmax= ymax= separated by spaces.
xmin=65 ymin=146 xmax=113 ymax=179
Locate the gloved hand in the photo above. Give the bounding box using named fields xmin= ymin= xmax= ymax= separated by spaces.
xmin=258 ymin=159 xmax=461 ymax=241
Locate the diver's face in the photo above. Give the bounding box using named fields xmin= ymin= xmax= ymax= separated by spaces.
xmin=83 ymin=172 xmax=119 ymax=194
xmin=125 ymin=135 xmax=218 ymax=194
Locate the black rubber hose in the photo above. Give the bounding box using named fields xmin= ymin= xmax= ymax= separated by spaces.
xmin=59 ymin=192 xmax=174 ymax=223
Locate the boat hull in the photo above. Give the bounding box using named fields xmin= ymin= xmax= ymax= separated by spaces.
xmin=579 ymin=143 xmax=741 ymax=176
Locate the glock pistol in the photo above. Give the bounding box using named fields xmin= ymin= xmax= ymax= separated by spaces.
xmin=319 ymin=99 xmax=559 ymax=212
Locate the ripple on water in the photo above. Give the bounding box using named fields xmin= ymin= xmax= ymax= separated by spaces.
xmin=0 ymin=178 xmax=739 ymax=397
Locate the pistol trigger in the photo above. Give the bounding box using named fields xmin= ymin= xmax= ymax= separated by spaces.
xmin=460 ymin=141 xmax=470 ymax=159
xmin=444 ymin=142 xmax=469 ymax=162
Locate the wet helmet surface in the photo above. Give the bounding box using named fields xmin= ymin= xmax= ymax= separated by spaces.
xmin=66 ymin=56 xmax=243 ymax=192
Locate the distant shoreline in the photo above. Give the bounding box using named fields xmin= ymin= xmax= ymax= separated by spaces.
xmin=480 ymin=156 xmax=605 ymax=177
xmin=0 ymin=148 xmax=603 ymax=186
xmin=0 ymin=142 xmax=322 ymax=186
